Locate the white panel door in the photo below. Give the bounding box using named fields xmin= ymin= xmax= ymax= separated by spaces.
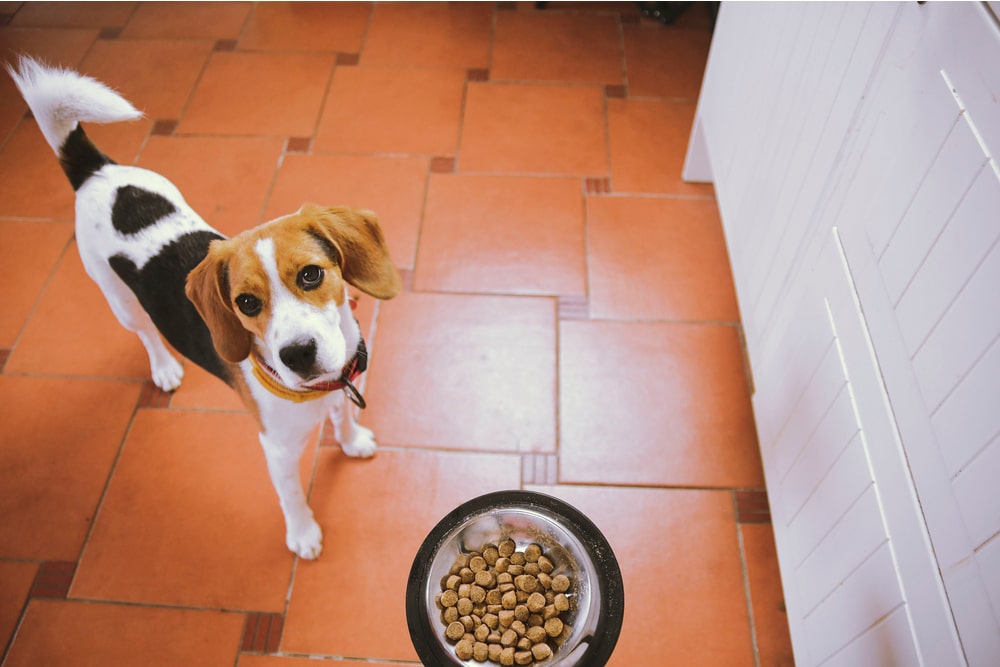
xmin=757 ymin=228 xmax=959 ymax=666
xmin=832 ymin=3 xmax=1000 ymax=663
xmin=689 ymin=2 xmax=1000 ymax=663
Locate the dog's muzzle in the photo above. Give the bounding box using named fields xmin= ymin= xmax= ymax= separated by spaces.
xmin=250 ymin=337 xmax=369 ymax=408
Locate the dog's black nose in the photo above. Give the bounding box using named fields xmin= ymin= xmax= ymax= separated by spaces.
xmin=279 ymin=339 xmax=317 ymax=375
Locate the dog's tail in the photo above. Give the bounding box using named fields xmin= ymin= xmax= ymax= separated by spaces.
xmin=6 ymin=55 xmax=142 ymax=189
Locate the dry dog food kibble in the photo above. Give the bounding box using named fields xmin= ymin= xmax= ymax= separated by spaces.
xmin=438 ymin=541 xmax=574 ymax=665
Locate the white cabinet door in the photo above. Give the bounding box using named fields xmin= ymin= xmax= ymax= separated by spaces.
xmin=756 ymin=227 xmax=959 ymax=666
xmin=832 ymin=3 xmax=1000 ymax=663
xmin=691 ymin=1 xmax=1000 ymax=664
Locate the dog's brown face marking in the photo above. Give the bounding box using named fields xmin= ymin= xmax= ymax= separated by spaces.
xmin=269 ymin=228 xmax=348 ymax=311
xmin=223 ymin=238 xmax=272 ymax=341
xmin=223 ymin=222 xmax=348 ymax=341
xmin=186 ymin=204 xmax=401 ymax=375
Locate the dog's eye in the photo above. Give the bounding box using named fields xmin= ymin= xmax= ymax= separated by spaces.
xmin=297 ymin=265 xmax=324 ymax=291
xmin=235 ymin=293 xmax=262 ymax=316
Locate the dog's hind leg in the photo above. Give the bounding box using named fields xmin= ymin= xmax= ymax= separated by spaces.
xmin=93 ymin=269 xmax=185 ymax=391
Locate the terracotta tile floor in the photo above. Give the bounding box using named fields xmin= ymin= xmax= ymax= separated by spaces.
xmin=0 ymin=2 xmax=794 ymax=665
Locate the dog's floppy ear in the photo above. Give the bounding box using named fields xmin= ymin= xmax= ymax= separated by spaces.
xmin=303 ymin=204 xmax=402 ymax=300
xmin=185 ymin=240 xmax=253 ymax=363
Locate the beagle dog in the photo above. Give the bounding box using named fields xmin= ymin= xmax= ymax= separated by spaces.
xmin=8 ymin=56 xmax=401 ymax=560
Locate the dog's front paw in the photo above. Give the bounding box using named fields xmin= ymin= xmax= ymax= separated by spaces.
xmin=151 ymin=356 xmax=184 ymax=392
xmin=341 ymin=424 xmax=377 ymax=459
xmin=287 ymin=517 xmax=323 ymax=560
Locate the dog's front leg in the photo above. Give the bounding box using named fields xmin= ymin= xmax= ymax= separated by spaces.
xmin=259 ymin=431 xmax=322 ymax=560
xmin=330 ymin=392 xmax=378 ymax=458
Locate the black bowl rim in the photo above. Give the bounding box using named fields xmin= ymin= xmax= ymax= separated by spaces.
xmin=405 ymin=489 xmax=625 ymax=667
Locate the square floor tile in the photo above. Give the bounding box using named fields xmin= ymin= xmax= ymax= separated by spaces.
xmin=0 ymin=27 xmax=97 ymax=66
xmin=178 ymin=51 xmax=335 ymax=137
xmin=742 ymin=523 xmax=796 ymax=666
xmin=559 ymin=320 xmax=763 ymax=487
xmin=361 ymin=2 xmax=492 ymax=68
xmin=120 ymin=1 xmax=250 ymax=39
xmin=136 ymin=135 xmax=285 ymax=236
xmin=282 ymin=448 xmax=521 ymax=659
xmin=239 ymin=1 xmax=370 ymax=52
xmin=80 ymin=38 xmax=214 ymax=120
xmin=587 ymin=195 xmax=740 ymax=321
xmin=608 ymin=98 xmax=714 ymax=196
xmin=623 ymin=24 xmax=713 ymax=99
xmin=313 ymin=66 xmax=467 ymax=156
xmin=5 ymin=246 xmax=151 ymax=380
xmin=168 ymin=361 xmax=246 ymax=412
xmin=264 ymin=153 xmax=429 ymax=270
xmin=460 ymin=82 xmax=608 ymax=176
xmin=88 ymin=114 xmax=156 ymax=164
xmin=0 ymin=561 xmax=38 ymax=650
xmin=0 ymin=126 xmax=74 ymax=219
xmin=4 ymin=599 xmax=244 ymax=667
xmin=9 ymin=2 xmax=137 ymax=27
xmin=0 ymin=376 xmax=141 ymax=560
xmin=363 ymin=292 xmax=557 ymax=453
xmin=0 ymin=220 xmax=73 ymax=347
xmin=415 ymin=173 xmax=587 ymax=296
xmin=492 ymin=12 xmax=623 ymax=85
xmin=529 ymin=485 xmax=756 ymax=666
xmin=72 ymin=410 xmax=306 ymax=611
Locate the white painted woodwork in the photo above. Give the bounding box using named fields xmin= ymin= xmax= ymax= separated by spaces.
xmin=687 ymin=2 xmax=1000 ymax=664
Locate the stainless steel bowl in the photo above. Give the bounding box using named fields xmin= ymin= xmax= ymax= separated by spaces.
xmin=406 ymin=491 xmax=624 ymax=666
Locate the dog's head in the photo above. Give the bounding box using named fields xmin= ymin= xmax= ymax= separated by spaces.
xmin=186 ymin=204 xmax=401 ymax=390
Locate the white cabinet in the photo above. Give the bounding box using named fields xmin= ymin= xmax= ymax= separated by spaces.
xmin=687 ymin=3 xmax=1000 ymax=664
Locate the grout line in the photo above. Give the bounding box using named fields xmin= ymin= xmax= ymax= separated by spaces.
xmin=2 ymin=229 xmax=77 ymax=364
xmin=70 ymin=383 xmax=149 ymax=584
xmin=735 ymin=508 xmax=764 ymax=667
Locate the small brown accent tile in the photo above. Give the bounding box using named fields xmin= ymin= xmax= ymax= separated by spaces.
xmin=522 ymin=454 xmax=558 ymax=485
xmin=138 ymin=380 xmax=172 ymax=409
xmin=285 ymin=136 xmax=312 ymax=153
xmin=605 ymin=84 xmax=627 ymax=99
xmin=336 ymin=52 xmax=360 ymax=66
xmin=584 ymin=177 xmax=612 ymax=195
xmin=430 ymin=156 xmax=456 ymax=174
xmin=497 ymin=1 xmax=517 ymax=10
xmin=242 ymin=612 xmax=284 ymax=653
xmin=151 ymin=119 xmax=178 ymax=136
xmin=558 ymin=295 xmax=589 ymax=320
xmin=0 ymin=348 xmax=9 ymax=373
xmin=621 ymin=14 xmax=642 ymax=24
xmin=31 ymin=561 xmax=76 ymax=599
xmin=466 ymin=68 xmax=490 ymax=82
xmin=214 ymin=39 xmax=238 ymax=52
xmin=736 ymin=490 xmax=771 ymax=524
xmin=98 ymin=27 xmax=122 ymax=40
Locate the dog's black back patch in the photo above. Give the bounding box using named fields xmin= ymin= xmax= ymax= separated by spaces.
xmin=60 ymin=125 xmax=114 ymax=191
xmin=111 ymin=185 xmax=178 ymax=235
xmin=110 ymin=230 xmax=232 ymax=385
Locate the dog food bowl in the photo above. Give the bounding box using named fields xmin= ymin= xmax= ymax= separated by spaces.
xmin=406 ymin=490 xmax=624 ymax=666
